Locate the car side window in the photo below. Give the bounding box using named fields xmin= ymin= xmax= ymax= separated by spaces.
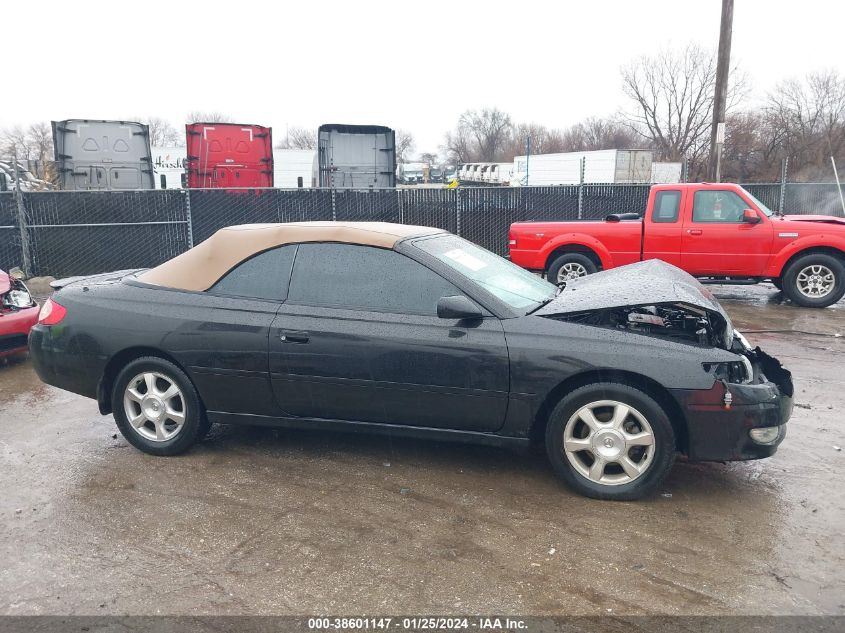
xmin=207 ymin=245 xmax=296 ymax=301
xmin=652 ymin=191 xmax=681 ymax=223
xmin=288 ymin=243 xmax=462 ymax=315
xmin=693 ymin=190 xmax=748 ymax=223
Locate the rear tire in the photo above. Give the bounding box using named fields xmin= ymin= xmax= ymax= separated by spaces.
xmin=112 ymin=356 xmax=205 ymax=456
xmin=545 ymin=383 xmax=675 ymax=500
xmin=781 ymin=253 xmax=845 ymax=308
xmin=547 ymin=253 xmax=598 ymax=285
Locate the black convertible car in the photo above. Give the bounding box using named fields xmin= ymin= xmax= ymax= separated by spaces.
xmin=29 ymin=222 xmax=793 ymax=500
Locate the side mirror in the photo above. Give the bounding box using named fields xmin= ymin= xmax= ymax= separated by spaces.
xmin=437 ymin=295 xmax=483 ymax=320
xmin=743 ymin=209 xmax=761 ymax=224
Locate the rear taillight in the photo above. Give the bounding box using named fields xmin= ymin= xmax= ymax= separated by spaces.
xmin=508 ymin=231 xmax=517 ymax=248
xmin=38 ymin=298 xmax=67 ymax=325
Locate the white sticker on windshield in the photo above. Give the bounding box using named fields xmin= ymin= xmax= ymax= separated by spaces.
xmin=443 ymin=248 xmax=487 ymax=272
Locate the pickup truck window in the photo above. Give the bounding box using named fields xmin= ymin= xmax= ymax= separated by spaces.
xmin=653 ymin=191 xmax=681 ymax=223
xmin=693 ymin=190 xmax=747 ymax=223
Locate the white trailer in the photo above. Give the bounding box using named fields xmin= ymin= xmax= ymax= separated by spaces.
xmin=650 ymin=161 xmax=683 ymax=183
xmin=486 ymin=162 xmax=512 ymax=185
xmin=151 ymin=146 xmax=187 ymax=189
xmin=273 ymin=149 xmax=317 ymax=188
xmin=510 ymin=149 xmax=653 ymax=186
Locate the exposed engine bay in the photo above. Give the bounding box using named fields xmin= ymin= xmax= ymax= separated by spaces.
xmin=553 ymin=302 xmax=730 ymax=348
xmin=550 ymin=301 xmax=794 ymax=395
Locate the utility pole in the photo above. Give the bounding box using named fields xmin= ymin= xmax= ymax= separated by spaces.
xmin=525 ymin=135 xmax=530 ymax=187
xmin=708 ymin=0 xmax=734 ymax=182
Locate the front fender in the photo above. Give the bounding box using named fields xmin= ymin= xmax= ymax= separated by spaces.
xmin=764 ymin=234 xmax=845 ymax=277
xmin=538 ymin=234 xmax=615 ymax=270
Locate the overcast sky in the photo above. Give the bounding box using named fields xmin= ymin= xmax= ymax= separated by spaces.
xmin=3 ymin=0 xmax=843 ymax=154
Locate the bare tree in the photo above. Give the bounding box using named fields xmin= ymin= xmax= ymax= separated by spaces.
xmin=275 ymin=125 xmax=316 ymax=150
xmin=419 ymin=152 xmax=439 ymax=166
xmin=766 ymin=70 xmax=845 ymax=180
xmin=505 ymin=123 xmax=566 ymax=159
xmin=1 ymin=122 xmax=55 ymax=181
xmin=185 ymin=111 xmax=235 ymax=124
xmin=395 ymin=129 xmax=415 ymax=163
xmin=621 ymin=44 xmax=745 ymax=169
xmin=443 ymin=125 xmax=474 ymax=163
xmin=142 ymin=117 xmax=182 ymax=146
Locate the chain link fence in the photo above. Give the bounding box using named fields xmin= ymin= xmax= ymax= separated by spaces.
xmin=1 ymin=182 xmax=842 ymax=279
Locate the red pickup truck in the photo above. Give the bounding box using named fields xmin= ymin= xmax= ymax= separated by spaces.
xmin=509 ymin=182 xmax=845 ymax=308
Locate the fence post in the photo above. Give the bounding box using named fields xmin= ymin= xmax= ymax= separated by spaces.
xmin=456 ymin=188 xmax=462 ymax=237
xmin=331 ymin=188 xmax=337 ymax=221
xmin=184 ymin=188 xmax=194 ymax=248
xmin=12 ymin=150 xmax=32 ymax=277
xmin=577 ymin=157 xmax=585 ymax=219
xmin=779 ymin=157 xmax=788 ymax=214
xmin=398 ymin=188 xmax=404 ymax=224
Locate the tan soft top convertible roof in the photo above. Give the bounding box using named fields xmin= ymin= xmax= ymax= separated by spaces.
xmin=138 ymin=221 xmax=445 ymax=291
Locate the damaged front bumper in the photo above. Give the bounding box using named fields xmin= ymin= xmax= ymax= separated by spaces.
xmin=671 ymin=346 xmax=794 ymax=462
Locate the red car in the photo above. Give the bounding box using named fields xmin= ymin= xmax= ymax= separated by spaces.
xmin=509 ymin=182 xmax=845 ymax=308
xmin=0 ymin=270 xmax=39 ymax=358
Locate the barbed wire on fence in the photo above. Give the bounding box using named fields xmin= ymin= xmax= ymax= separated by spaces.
xmin=1 ymin=182 xmax=843 ymax=279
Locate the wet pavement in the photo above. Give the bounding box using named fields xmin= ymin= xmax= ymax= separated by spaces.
xmin=0 ymin=284 xmax=843 ymax=616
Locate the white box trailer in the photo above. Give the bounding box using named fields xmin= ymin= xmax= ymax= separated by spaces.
xmin=650 ymin=161 xmax=683 ymax=183
xmin=273 ymin=149 xmax=317 ymax=188
xmin=485 ymin=162 xmax=512 ymax=185
xmin=510 ymin=149 xmax=653 ymax=186
xmin=151 ymin=146 xmax=187 ymax=189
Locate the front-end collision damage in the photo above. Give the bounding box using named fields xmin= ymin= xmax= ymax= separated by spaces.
xmin=533 ymin=260 xmax=794 ymax=462
xmin=0 ymin=268 xmax=40 ymax=356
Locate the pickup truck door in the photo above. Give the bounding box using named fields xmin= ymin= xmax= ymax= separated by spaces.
xmin=641 ymin=189 xmax=684 ymax=267
xmin=680 ymin=189 xmax=774 ymax=276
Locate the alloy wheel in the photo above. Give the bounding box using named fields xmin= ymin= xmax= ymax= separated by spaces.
xmin=556 ymin=262 xmax=589 ymax=283
xmin=123 ymin=372 xmax=186 ymax=442
xmin=796 ymin=264 xmax=835 ymax=299
xmin=562 ymin=400 xmax=655 ymax=486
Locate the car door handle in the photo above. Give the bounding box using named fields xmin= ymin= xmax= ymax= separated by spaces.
xmin=280 ymin=330 xmax=310 ymax=344
xmin=687 ymin=229 xmax=703 ymax=236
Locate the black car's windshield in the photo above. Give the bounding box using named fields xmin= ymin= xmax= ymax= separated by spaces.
xmin=414 ymin=234 xmax=556 ymax=312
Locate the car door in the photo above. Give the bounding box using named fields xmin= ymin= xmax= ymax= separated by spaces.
xmin=641 ymin=188 xmax=684 ymax=267
xmin=170 ymin=245 xmax=297 ymax=418
xmin=680 ymin=188 xmax=774 ymax=276
xmin=269 ymin=242 xmax=510 ymax=432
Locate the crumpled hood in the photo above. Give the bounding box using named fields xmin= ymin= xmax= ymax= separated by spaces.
xmin=535 ymin=259 xmax=734 ymax=340
xmin=781 ymin=214 xmax=845 ymax=225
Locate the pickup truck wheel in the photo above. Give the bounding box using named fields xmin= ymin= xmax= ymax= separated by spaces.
xmin=112 ymin=356 xmax=206 ymax=456
xmin=545 ymin=383 xmax=675 ymax=500
xmin=782 ymin=254 xmax=845 ymax=308
xmin=548 ymin=253 xmax=597 ymax=284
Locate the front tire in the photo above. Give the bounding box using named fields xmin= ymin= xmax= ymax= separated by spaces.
xmin=547 ymin=252 xmax=598 ymax=285
xmin=112 ymin=356 xmax=206 ymax=456
xmin=781 ymin=253 xmax=845 ymax=308
xmin=545 ymin=383 xmax=675 ymax=500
